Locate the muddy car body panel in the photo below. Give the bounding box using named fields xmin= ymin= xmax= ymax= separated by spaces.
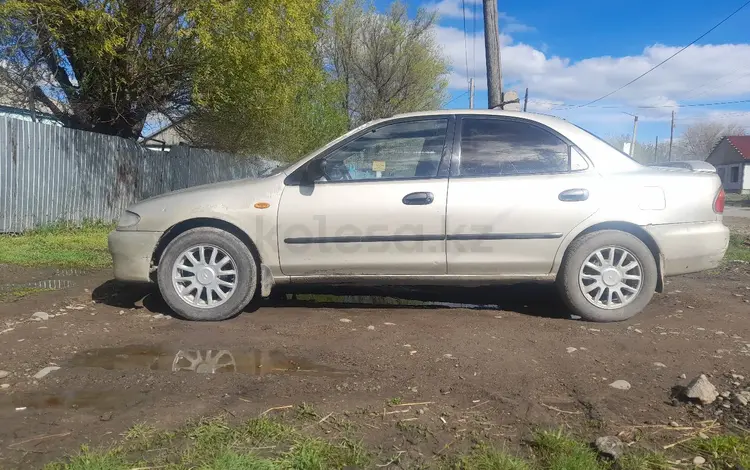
xmin=109 ymin=110 xmax=730 ymax=322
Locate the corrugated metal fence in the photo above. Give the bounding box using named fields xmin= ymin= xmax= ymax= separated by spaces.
xmin=0 ymin=117 xmax=279 ymax=232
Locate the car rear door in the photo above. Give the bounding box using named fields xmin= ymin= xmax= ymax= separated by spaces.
xmin=277 ymin=116 xmax=454 ymax=276
xmin=446 ymin=116 xmax=600 ymax=276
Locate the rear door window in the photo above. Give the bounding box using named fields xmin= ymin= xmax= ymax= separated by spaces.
xmin=458 ymin=118 xmax=573 ymax=177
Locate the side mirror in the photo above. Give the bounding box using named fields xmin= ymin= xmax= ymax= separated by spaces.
xmin=304 ymin=159 xmax=327 ymax=184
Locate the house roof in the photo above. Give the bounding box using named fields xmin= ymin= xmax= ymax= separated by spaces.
xmin=726 ymin=136 xmax=750 ymax=161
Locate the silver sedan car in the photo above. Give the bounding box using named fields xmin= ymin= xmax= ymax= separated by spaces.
xmin=109 ymin=110 xmax=730 ymax=322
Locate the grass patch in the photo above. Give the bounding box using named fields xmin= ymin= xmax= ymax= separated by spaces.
xmin=725 ymin=232 xmax=750 ymax=263
xmin=45 ymin=418 xmax=750 ymax=470
xmin=617 ymin=451 xmax=671 ymax=470
xmin=44 ymin=446 xmax=130 ymax=470
xmin=450 ymin=444 xmax=531 ymax=470
xmin=683 ymin=433 xmax=750 ymax=468
xmin=529 ymin=429 xmax=604 ymax=470
xmin=47 ymin=416 xmax=366 ymax=470
xmin=0 ymin=221 xmax=112 ymax=269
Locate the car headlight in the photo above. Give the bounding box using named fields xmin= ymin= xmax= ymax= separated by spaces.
xmin=117 ymin=210 xmax=141 ymax=229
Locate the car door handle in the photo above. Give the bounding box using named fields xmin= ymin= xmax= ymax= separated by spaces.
xmin=402 ymin=192 xmax=434 ymax=205
xmin=559 ymin=188 xmax=589 ymax=202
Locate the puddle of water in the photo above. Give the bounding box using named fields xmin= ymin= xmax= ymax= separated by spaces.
xmin=287 ymin=293 xmax=500 ymax=310
xmin=10 ymin=390 xmax=144 ymax=410
xmin=69 ymin=345 xmax=344 ymax=376
xmin=0 ymin=279 xmax=76 ymax=293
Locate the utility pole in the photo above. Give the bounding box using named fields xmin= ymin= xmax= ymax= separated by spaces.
xmin=631 ymin=115 xmax=639 ymax=159
xmin=668 ymin=110 xmax=675 ymax=161
xmin=623 ymin=112 xmax=639 ymax=158
xmin=523 ymin=87 xmax=529 ymax=112
xmin=654 ymin=136 xmax=659 ymax=162
xmin=483 ymin=0 xmax=503 ymax=109
xmin=469 ymin=78 xmax=475 ymax=109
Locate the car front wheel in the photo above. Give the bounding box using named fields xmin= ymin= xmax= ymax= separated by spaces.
xmin=558 ymin=230 xmax=657 ymax=322
xmin=157 ymin=227 xmax=258 ymax=321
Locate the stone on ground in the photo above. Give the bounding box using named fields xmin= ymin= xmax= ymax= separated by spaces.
xmin=33 ymin=366 xmax=60 ymax=379
xmin=683 ymin=374 xmax=719 ymax=404
xmin=595 ymin=436 xmax=623 ymax=459
xmin=609 ymin=380 xmax=631 ymax=390
xmin=31 ymin=312 xmax=50 ymax=321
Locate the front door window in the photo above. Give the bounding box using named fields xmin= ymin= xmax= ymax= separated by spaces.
xmin=319 ymin=119 xmax=448 ymax=182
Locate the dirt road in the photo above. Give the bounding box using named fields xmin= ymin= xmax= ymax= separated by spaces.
xmin=1 ymin=224 xmax=749 ymax=468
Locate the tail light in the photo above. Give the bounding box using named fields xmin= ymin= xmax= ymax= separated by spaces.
xmin=713 ymin=188 xmax=726 ymax=214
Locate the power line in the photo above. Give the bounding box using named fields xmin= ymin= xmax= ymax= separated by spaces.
xmin=536 ymin=97 xmax=750 ymax=109
xmin=572 ymin=0 xmax=750 ymax=109
xmin=445 ymin=91 xmax=470 ymax=106
xmin=680 ymin=65 xmax=749 ymax=99
xmin=461 ymin=0 xmax=470 ymax=88
xmin=692 ymin=69 xmax=750 ymax=100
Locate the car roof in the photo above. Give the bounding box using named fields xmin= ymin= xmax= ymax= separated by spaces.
xmin=390 ymin=109 xmax=566 ymax=124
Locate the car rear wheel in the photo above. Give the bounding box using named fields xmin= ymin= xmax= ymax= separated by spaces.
xmin=558 ymin=230 xmax=657 ymax=322
xmin=157 ymin=227 xmax=257 ymax=321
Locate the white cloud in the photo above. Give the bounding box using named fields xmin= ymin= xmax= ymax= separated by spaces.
xmin=498 ymin=13 xmax=536 ymax=33
xmin=423 ymin=0 xmax=480 ymax=19
xmin=436 ymin=24 xmax=750 ymax=130
xmin=424 ymin=0 xmax=534 ymax=32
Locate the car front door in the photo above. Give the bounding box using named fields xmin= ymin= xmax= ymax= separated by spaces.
xmin=446 ymin=116 xmax=600 ymax=276
xmin=277 ymin=117 xmax=454 ymax=276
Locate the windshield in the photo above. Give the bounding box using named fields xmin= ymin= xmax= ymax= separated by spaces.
xmin=258 ymin=119 xmax=382 ymax=178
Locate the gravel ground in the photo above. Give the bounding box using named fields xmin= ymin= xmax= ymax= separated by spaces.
xmin=0 ymin=221 xmax=748 ymax=468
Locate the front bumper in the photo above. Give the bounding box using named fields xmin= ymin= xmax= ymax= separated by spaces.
xmin=108 ymin=230 xmax=162 ymax=282
xmin=645 ymin=221 xmax=730 ymax=276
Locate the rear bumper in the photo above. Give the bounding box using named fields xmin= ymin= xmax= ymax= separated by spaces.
xmin=645 ymin=221 xmax=729 ymax=276
xmin=108 ymin=230 xmax=162 ymax=282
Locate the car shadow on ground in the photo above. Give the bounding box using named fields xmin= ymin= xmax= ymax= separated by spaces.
xmin=91 ymin=280 xmax=573 ymax=320
xmin=92 ymin=280 xmax=172 ymax=315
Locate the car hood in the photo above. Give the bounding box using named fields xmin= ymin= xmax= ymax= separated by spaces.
xmin=127 ymin=175 xmax=285 ymax=232
xmin=138 ymin=177 xmax=261 ymax=204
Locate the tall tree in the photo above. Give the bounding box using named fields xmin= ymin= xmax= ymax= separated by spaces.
xmin=323 ymin=0 xmax=450 ymax=129
xmin=678 ymin=121 xmax=747 ymax=160
xmin=187 ymin=0 xmax=348 ymax=160
xmin=0 ymin=0 xmax=201 ymax=138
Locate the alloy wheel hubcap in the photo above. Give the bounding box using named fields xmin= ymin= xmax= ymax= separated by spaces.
xmin=172 ymin=245 xmax=238 ymax=309
xmin=579 ymin=246 xmax=643 ymax=310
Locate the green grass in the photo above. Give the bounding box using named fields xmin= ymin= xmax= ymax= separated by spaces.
xmin=529 ymin=430 xmax=604 ymax=470
xmin=616 ymin=451 xmax=671 ymax=470
xmin=0 ymin=221 xmax=112 ymax=269
xmin=45 ymin=416 xmax=750 ymax=470
xmin=46 ymin=416 xmax=369 ymax=470
xmin=450 ymin=445 xmax=531 ymax=470
xmin=725 ymin=232 xmax=750 ymax=263
xmin=682 ymin=433 xmax=750 ymax=468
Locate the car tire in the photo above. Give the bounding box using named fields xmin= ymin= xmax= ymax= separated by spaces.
xmin=558 ymin=230 xmax=657 ymax=322
xmin=157 ymin=227 xmax=258 ymax=321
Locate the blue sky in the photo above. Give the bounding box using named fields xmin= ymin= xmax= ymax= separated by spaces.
xmin=374 ymin=0 xmax=750 ymax=148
